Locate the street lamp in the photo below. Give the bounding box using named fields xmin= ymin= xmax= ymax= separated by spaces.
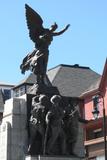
xmin=92 ymin=95 xmax=107 ymax=160
xmin=92 ymin=95 xmax=100 ymax=119
xmin=92 ymin=108 xmax=100 ymax=120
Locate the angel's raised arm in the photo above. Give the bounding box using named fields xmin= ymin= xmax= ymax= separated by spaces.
xmin=53 ymin=24 xmax=70 ymax=36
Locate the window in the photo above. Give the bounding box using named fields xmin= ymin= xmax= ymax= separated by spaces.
xmin=14 ymin=86 xmax=25 ymax=97
xmin=3 ymin=89 xmax=11 ymax=100
xmin=19 ymin=86 xmax=25 ymax=96
xmin=88 ymin=157 xmax=96 ymax=160
xmin=14 ymin=89 xmax=20 ymax=97
xmin=0 ymin=113 xmax=3 ymax=123
xmin=96 ymin=155 xmax=105 ymax=160
xmin=86 ymin=128 xmax=103 ymax=140
xmin=93 ymin=128 xmax=103 ymax=138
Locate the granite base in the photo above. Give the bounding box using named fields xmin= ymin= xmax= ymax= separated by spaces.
xmin=25 ymin=155 xmax=84 ymax=160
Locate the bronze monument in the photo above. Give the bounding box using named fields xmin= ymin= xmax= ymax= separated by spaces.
xmin=20 ymin=4 xmax=86 ymax=157
xmin=20 ymin=4 xmax=70 ymax=85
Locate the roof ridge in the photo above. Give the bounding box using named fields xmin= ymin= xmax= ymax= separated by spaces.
xmin=48 ymin=64 xmax=90 ymax=70
xmin=13 ymin=73 xmax=32 ymax=88
xmin=60 ymin=64 xmax=90 ymax=69
xmin=48 ymin=64 xmax=61 ymax=71
xmin=89 ymin=68 xmax=101 ymax=76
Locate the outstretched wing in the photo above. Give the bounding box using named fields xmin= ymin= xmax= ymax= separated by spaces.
xmin=25 ymin=4 xmax=44 ymax=43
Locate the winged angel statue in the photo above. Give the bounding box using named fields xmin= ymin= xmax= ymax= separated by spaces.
xmin=20 ymin=4 xmax=70 ymax=84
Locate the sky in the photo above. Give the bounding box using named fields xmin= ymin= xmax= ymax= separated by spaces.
xmin=0 ymin=0 xmax=107 ymax=84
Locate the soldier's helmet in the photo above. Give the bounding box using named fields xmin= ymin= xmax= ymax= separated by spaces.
xmin=39 ymin=94 xmax=48 ymax=103
xmin=50 ymin=95 xmax=61 ymax=104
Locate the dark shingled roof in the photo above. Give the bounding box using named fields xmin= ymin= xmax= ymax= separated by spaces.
xmin=80 ymin=78 xmax=101 ymax=96
xmin=17 ymin=73 xmax=37 ymax=86
xmin=15 ymin=64 xmax=101 ymax=98
xmin=47 ymin=64 xmax=101 ymax=97
xmin=14 ymin=73 xmax=51 ymax=89
xmin=13 ymin=73 xmax=37 ymax=89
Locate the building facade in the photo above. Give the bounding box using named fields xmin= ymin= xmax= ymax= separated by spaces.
xmin=80 ymin=59 xmax=107 ymax=159
xmin=0 ymin=82 xmax=14 ymax=123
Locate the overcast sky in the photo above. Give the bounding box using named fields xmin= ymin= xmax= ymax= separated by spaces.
xmin=0 ymin=0 xmax=107 ymax=84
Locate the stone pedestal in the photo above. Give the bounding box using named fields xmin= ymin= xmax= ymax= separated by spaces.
xmin=25 ymin=155 xmax=83 ymax=160
xmin=0 ymin=95 xmax=28 ymax=160
xmin=0 ymin=88 xmax=85 ymax=160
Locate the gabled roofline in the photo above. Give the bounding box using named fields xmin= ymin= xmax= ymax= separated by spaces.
xmin=13 ymin=82 xmax=33 ymax=89
xmin=79 ymin=89 xmax=99 ymax=99
xmin=0 ymin=83 xmax=15 ymax=87
xmin=79 ymin=58 xmax=107 ymax=98
xmin=13 ymin=73 xmax=35 ymax=89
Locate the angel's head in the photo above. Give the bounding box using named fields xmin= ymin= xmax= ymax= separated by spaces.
xmin=50 ymin=22 xmax=58 ymax=32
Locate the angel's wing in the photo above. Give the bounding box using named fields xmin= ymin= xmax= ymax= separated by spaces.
xmin=25 ymin=4 xmax=45 ymax=43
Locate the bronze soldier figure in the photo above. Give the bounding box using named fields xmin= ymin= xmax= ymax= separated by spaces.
xmin=46 ymin=95 xmax=66 ymax=155
xmin=28 ymin=95 xmax=49 ymax=154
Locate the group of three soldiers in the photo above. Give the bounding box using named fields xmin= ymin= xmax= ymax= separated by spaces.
xmin=28 ymin=94 xmax=78 ymax=155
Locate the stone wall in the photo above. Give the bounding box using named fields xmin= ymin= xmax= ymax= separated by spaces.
xmin=0 ymin=95 xmax=28 ymax=160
